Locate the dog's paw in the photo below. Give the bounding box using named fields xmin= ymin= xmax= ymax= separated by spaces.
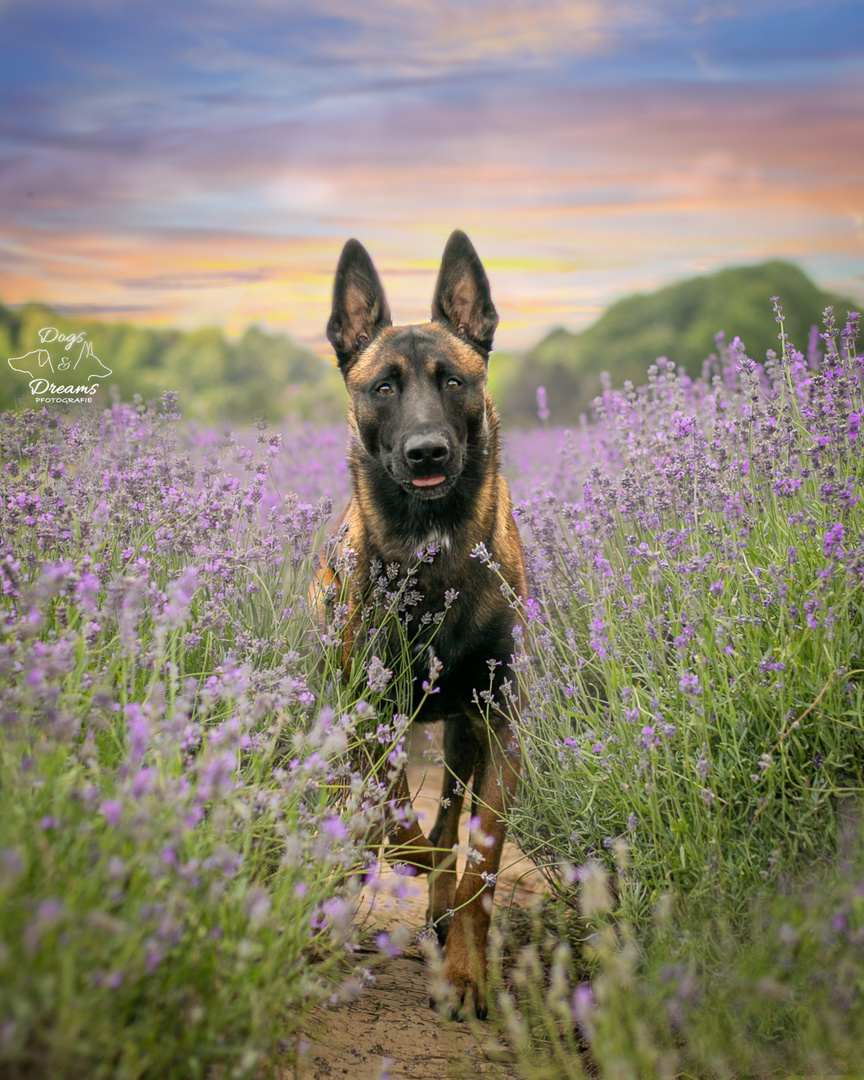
xmin=428 ymin=956 xmax=487 ymax=1021
xmin=428 ymin=982 xmax=487 ymax=1021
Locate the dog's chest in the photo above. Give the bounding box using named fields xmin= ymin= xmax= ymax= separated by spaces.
xmin=400 ymin=553 xmax=495 ymax=670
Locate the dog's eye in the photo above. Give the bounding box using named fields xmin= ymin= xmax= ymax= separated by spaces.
xmin=445 ymin=377 xmax=461 ymax=389
xmin=376 ymin=382 xmax=393 ymax=396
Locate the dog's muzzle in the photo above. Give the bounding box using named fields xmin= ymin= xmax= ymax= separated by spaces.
xmin=403 ymin=434 xmax=450 ymax=488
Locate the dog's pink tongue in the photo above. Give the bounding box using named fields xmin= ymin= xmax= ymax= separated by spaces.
xmin=411 ymin=475 xmax=446 ymax=487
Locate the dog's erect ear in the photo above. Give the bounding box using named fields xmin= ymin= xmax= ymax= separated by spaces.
xmin=326 ymin=239 xmax=392 ymax=371
xmin=431 ymin=230 xmax=498 ymax=357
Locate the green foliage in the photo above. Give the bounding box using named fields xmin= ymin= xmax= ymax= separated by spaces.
xmin=0 ymin=300 xmax=344 ymax=422
xmin=494 ymin=261 xmax=858 ymax=424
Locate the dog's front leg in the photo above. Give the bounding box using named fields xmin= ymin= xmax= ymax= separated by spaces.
xmin=437 ymin=723 xmax=520 ymax=1020
xmin=426 ymin=716 xmax=478 ymax=943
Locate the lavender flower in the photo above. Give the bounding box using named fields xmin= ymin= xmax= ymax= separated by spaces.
xmin=365 ymin=655 xmax=393 ymax=693
xmin=536 ymin=385 xmax=550 ymax=422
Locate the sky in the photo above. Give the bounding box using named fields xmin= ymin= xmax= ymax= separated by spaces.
xmin=0 ymin=0 xmax=862 ymax=356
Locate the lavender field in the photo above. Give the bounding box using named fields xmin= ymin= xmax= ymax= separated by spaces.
xmin=2 ymin=303 xmax=864 ymax=1078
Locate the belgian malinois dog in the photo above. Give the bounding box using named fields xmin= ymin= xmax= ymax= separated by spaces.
xmin=316 ymin=230 xmax=526 ymax=1018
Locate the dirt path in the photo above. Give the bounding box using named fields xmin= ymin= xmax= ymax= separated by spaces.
xmin=294 ymin=734 xmax=546 ymax=1080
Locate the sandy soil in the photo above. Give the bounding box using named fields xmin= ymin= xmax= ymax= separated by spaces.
xmin=290 ymin=731 xmax=547 ymax=1080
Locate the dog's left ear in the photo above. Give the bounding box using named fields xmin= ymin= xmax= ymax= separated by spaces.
xmin=432 ymin=230 xmax=498 ymax=357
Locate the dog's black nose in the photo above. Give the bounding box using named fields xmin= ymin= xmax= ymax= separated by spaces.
xmin=404 ymin=433 xmax=450 ymax=469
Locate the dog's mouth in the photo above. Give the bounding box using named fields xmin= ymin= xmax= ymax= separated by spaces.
xmin=382 ymin=450 xmax=463 ymax=499
xmin=391 ymin=470 xmax=455 ymax=499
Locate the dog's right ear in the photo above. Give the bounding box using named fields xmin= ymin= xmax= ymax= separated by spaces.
xmin=326 ymin=239 xmax=392 ymax=371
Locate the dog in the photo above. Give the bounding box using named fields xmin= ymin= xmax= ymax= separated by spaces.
xmin=315 ymin=230 xmax=527 ymax=1018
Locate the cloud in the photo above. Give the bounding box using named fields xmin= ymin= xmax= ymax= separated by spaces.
xmin=0 ymin=0 xmax=861 ymax=351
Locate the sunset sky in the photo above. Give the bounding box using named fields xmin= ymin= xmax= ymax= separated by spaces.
xmin=1 ymin=0 xmax=862 ymax=355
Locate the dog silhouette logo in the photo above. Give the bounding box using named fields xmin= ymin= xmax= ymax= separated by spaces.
xmin=7 ymin=348 xmax=56 ymax=376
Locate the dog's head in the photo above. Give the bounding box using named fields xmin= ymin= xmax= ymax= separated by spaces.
xmin=326 ymin=230 xmax=499 ymax=501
